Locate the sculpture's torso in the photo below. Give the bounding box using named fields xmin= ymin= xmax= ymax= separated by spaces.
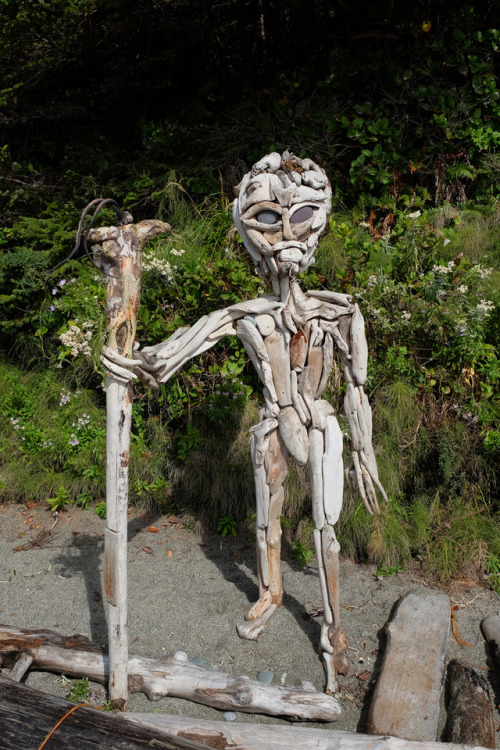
xmin=236 ymin=280 xmax=355 ymax=463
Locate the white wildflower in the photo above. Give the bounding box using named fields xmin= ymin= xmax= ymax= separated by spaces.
xmin=359 ymin=221 xmax=370 ymax=228
xmin=443 ymin=238 xmax=451 ymax=246
xmin=407 ymin=210 xmax=421 ymax=219
xmin=473 ymin=265 xmax=493 ymax=279
xmin=59 ymin=325 xmax=92 ymax=358
xmin=143 ymin=256 xmax=174 ymax=281
xmin=367 ymin=275 xmax=378 ymax=287
xmin=170 ymin=248 xmax=185 ymax=257
xmin=402 ymin=311 xmax=411 ymax=320
xmin=476 ymin=299 xmax=495 ymax=317
xmin=432 ymin=260 xmax=455 ymax=274
xmin=457 ymin=285 xmax=468 ymax=294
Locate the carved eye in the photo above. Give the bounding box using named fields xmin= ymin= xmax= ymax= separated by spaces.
xmin=255 ymin=210 xmax=280 ymax=224
xmin=290 ymin=206 xmax=317 ymax=224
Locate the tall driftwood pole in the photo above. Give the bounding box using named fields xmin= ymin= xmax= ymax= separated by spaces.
xmin=89 ymin=219 xmax=170 ymax=705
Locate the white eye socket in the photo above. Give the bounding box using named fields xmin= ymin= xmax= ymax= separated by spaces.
xmin=290 ymin=206 xmax=317 ymax=224
xmin=256 ymin=210 xmax=280 ymax=224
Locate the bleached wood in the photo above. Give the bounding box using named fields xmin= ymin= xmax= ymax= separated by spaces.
xmin=131 ymin=712 xmax=495 ymax=750
xmin=255 ymin=313 xmax=276 ymax=336
xmin=91 ymin=219 xmax=170 ymax=706
xmin=316 ymin=331 xmax=334 ymax=397
xmin=267 ymin=487 xmax=284 ymax=604
xmin=344 ymin=383 xmax=364 ymax=451
xmin=0 ymin=626 xmax=342 ymax=721
xmin=350 ymin=304 xmax=368 ymax=385
xmin=291 ymin=369 xmax=309 ymax=424
xmin=366 ymin=592 xmax=450 ymax=741
xmin=307 ymin=345 xmax=324 ymax=395
xmin=322 ymin=415 xmax=344 ymax=526
xmin=306 ymin=289 xmax=353 ymax=306
xmin=290 ymin=330 xmax=308 ymax=368
xmin=264 ymin=428 xmax=289 ymax=495
xmin=264 ymin=330 xmax=292 ymax=406
xmin=8 ymin=652 xmax=33 ymax=682
xmin=321 ymin=525 xmax=341 ymax=626
xmin=308 ymin=427 xmax=326 ymax=530
xmin=314 ymin=529 xmax=333 ymax=625
xmin=246 ymin=591 xmax=272 ymax=621
xmin=278 ymin=406 xmax=309 ymax=465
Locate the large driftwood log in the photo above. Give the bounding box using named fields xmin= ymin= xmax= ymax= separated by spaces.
xmin=130 ymin=713 xmax=494 ymax=750
xmin=444 ymin=660 xmax=495 ymax=748
xmin=0 ymin=675 xmax=199 ymax=750
xmin=0 ymin=625 xmax=341 ymax=721
xmin=366 ymin=592 xmax=450 ymax=742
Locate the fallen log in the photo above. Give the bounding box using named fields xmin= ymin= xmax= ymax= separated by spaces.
xmin=0 ymin=674 xmax=199 ymax=750
xmin=444 ymin=660 xmax=495 ymax=749
xmin=129 ymin=712 xmax=494 ymax=750
xmin=0 ymin=624 xmax=341 ymax=721
xmin=366 ymin=591 xmax=450 ymax=742
xmin=0 ymin=675 xmax=492 ymax=750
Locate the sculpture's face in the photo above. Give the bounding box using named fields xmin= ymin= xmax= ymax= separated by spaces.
xmin=233 ymin=152 xmax=331 ymax=280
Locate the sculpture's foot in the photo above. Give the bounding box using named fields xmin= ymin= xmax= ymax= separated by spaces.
xmin=237 ymin=602 xmax=277 ymax=640
xmin=320 ymin=624 xmax=349 ymax=695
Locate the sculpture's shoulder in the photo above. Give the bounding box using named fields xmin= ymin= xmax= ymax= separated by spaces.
xmin=304 ymin=288 xmax=354 ymax=310
xmin=226 ymin=294 xmax=281 ymax=319
xmin=290 ymin=281 xmax=355 ymax=323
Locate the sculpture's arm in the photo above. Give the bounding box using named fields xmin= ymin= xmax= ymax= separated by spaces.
xmin=102 ymin=295 xmax=282 ymax=386
xmin=321 ymin=305 xmax=387 ymax=515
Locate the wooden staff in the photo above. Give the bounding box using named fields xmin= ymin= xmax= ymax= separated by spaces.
xmin=89 ymin=219 xmax=170 ymax=705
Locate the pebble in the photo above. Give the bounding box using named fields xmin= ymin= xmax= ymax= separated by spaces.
xmin=222 ymin=711 xmax=237 ymax=722
xmin=361 ymin=630 xmax=372 ymax=637
xmin=206 ymin=664 xmax=220 ymax=671
xmin=190 ymin=656 xmax=207 ymax=667
xmin=257 ymin=669 xmax=274 ymax=684
xmin=280 ymin=671 xmax=287 ymax=684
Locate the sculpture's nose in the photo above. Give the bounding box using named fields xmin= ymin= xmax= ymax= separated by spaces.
xmin=281 ymin=209 xmax=294 ymax=241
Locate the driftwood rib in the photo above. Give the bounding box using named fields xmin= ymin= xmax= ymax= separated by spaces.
xmin=0 ymin=625 xmax=341 ymax=721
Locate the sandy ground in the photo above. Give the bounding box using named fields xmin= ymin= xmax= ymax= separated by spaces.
xmin=1 ymin=502 xmax=500 ymax=740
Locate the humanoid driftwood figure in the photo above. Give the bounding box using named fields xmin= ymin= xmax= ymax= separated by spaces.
xmin=103 ymin=152 xmax=386 ymax=694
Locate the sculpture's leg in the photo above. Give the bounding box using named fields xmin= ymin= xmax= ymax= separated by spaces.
xmin=237 ymin=425 xmax=288 ymax=640
xmin=309 ymin=416 xmax=349 ymax=694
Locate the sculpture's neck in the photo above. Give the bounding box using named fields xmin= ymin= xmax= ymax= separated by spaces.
xmin=272 ymin=274 xmax=293 ymax=303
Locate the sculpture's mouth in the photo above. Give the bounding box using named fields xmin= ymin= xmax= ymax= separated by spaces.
xmin=271 ymin=240 xmax=314 ymax=276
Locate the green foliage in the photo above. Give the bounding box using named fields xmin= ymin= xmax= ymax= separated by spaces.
xmin=46 ymin=487 xmax=71 ymax=513
xmin=217 ymin=516 xmax=237 ymax=538
xmin=66 ymin=677 xmax=91 ymax=704
xmin=291 ymin=541 xmax=314 ymax=567
xmin=375 ymin=563 xmax=404 ymax=578
xmin=94 ymin=501 xmax=106 ymax=520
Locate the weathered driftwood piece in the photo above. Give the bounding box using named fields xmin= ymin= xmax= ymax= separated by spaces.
xmin=0 ymin=625 xmax=341 ymax=721
xmin=0 ymin=675 xmax=198 ymax=750
xmin=130 ymin=712 xmax=495 ymax=750
xmin=481 ymin=614 xmax=500 ymax=669
xmin=366 ymin=592 xmax=450 ymax=741
xmin=90 ymin=219 xmax=170 ymax=706
xmin=444 ymin=660 xmax=495 ymax=748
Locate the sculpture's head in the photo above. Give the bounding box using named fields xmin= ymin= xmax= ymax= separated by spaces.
xmin=233 ymin=151 xmax=331 ymax=281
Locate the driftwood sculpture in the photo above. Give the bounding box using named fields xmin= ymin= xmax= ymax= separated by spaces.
xmin=103 ymin=151 xmax=387 ymax=695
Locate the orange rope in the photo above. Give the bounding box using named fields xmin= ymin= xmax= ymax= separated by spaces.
xmin=38 ymin=702 xmax=94 ymax=749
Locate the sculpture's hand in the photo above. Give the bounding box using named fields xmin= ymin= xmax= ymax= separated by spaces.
xmin=343 ymin=383 xmax=388 ymax=515
xmin=101 ymin=344 xmax=160 ymax=389
xmin=345 ymin=448 xmax=387 ymax=516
